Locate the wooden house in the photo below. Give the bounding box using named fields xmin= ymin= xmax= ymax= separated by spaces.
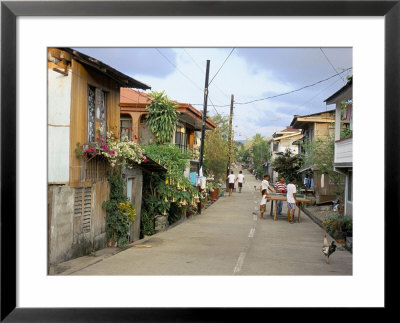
xmin=47 ymin=48 xmax=151 ymax=266
xmin=324 ymin=77 xmax=353 ymax=216
xmin=266 ymin=126 xmax=303 ymax=182
xmin=290 ymin=109 xmax=340 ymax=204
xmin=119 ymin=88 xmax=217 ymax=180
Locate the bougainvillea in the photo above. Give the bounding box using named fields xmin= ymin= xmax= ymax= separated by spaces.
xmin=75 ymin=131 xmax=147 ymax=168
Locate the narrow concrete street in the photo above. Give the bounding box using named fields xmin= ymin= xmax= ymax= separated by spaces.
xmin=71 ymin=169 xmax=352 ymax=276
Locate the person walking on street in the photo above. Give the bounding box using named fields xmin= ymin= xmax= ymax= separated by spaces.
xmin=286 ymin=178 xmax=297 ymax=223
xmin=237 ymin=171 xmax=245 ymax=193
xmin=227 ymin=171 xmax=236 ymax=196
xmin=274 ymin=176 xmax=287 ymax=215
xmin=260 ymin=174 xmax=274 ymax=196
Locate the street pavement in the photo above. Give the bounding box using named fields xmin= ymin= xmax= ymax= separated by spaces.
xmin=68 ymin=168 xmax=352 ymax=276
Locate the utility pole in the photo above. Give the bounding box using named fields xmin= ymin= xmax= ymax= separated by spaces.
xmin=198 ymin=60 xmax=210 ymax=215
xmin=226 ymin=94 xmax=234 ymax=190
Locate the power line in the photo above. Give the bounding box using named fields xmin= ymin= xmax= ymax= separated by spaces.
xmin=182 ymin=48 xmax=233 ymax=102
xmin=208 ymin=97 xmax=222 ymax=117
xmin=319 ymin=48 xmax=345 ymax=83
xmin=300 ymin=77 xmax=342 ymax=108
xmin=183 ymin=48 xmax=205 ymax=74
xmin=157 ymin=48 xmax=226 ymax=111
xmin=190 ymin=67 xmax=352 ymax=107
xmin=155 ymin=48 xmax=203 ymax=92
xmin=208 ymin=48 xmax=235 ymax=86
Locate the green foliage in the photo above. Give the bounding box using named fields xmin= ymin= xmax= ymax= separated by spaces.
xmin=251 ymin=134 xmax=270 ymax=169
xmin=102 ymin=171 xmax=134 ymax=247
xmin=140 ymin=207 xmax=155 ymax=238
xmin=341 ymin=127 xmax=352 ymax=140
xmin=211 ymin=115 xmax=230 ymax=140
xmin=271 ymin=148 xmax=302 ymax=182
xmin=236 ymin=134 xmax=270 ymax=174
xmin=145 ymin=91 xmax=180 ymax=144
xmin=256 ymin=166 xmax=264 ymax=178
xmin=141 ymin=144 xmax=198 ymax=229
xmin=301 ymin=135 xmax=345 ymax=196
xmin=322 ymin=213 xmax=352 ymax=237
xmin=144 ymin=144 xmax=190 ymax=177
xmin=204 ymin=127 xmax=228 ymax=182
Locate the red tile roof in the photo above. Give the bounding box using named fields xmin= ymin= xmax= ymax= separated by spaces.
xmin=281 ymin=126 xmax=299 ymax=133
xmin=120 ymin=88 xmax=216 ymax=130
xmin=120 ymin=88 xmax=150 ymax=105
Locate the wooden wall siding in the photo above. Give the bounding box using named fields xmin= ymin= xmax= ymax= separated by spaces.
xmin=72 ymin=184 xmax=108 ymax=246
xmin=69 ymin=57 xmax=121 ymax=187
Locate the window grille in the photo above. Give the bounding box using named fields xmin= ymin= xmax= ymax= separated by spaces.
xmin=82 ymin=156 xmax=108 ymax=182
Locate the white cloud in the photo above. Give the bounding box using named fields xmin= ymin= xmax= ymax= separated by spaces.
xmin=131 ymin=47 xmax=304 ymax=140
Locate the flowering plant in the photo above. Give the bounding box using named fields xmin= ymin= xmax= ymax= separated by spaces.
xmin=118 ymin=201 xmax=136 ymax=223
xmin=76 ymin=131 xmax=148 ymax=168
xmin=75 ymin=143 xmax=98 ymax=161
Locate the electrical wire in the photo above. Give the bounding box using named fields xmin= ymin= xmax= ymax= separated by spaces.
xmin=157 ymin=48 xmax=226 ymax=112
xmin=208 ymin=48 xmax=235 ymax=86
xmin=208 ymin=97 xmax=222 ymax=117
xmin=183 ymin=48 xmax=232 ymax=101
xmin=155 ymin=48 xmax=204 ymax=92
xmin=190 ymin=67 xmax=352 ymax=107
xmin=319 ymin=48 xmax=345 ymax=83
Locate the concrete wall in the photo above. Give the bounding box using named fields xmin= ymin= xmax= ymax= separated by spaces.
xmin=48 ymin=69 xmax=71 ymax=183
xmin=48 ymin=183 xmax=108 ymax=265
xmin=48 ymin=185 xmax=74 ymax=265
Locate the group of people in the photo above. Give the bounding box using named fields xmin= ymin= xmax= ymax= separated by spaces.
xmin=259 ymin=174 xmax=297 ymax=223
xmin=226 ymin=170 xmax=298 ymax=224
xmin=226 ymin=170 xmax=245 ymax=196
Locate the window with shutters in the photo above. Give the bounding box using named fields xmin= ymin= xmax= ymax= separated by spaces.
xmin=74 ymin=187 xmax=92 ymax=233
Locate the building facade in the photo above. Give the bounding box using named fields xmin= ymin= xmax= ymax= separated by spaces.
xmin=47 ymin=48 xmax=150 ymax=266
xmin=290 ymin=109 xmax=342 ymax=204
xmin=325 ymin=77 xmax=353 ymax=216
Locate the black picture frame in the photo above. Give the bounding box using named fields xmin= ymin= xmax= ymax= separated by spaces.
xmin=1 ymin=1 xmax=398 ymax=321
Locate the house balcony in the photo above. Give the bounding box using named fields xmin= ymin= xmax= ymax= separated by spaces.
xmin=334 ymin=137 xmax=352 ymax=168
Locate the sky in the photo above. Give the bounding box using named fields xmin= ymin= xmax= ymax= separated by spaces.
xmin=76 ymin=47 xmax=352 ymax=141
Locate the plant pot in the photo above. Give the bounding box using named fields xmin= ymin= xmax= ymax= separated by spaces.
xmin=210 ymin=189 xmax=219 ymax=201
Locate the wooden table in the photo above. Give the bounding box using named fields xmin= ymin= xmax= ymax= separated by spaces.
xmin=266 ymin=195 xmax=311 ymax=222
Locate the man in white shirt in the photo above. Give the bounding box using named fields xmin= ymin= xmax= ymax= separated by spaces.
xmin=260 ymin=174 xmax=274 ymax=196
xmin=227 ymin=171 xmax=236 ymax=196
xmin=286 ymin=178 xmax=297 ymax=224
xmin=237 ymin=171 xmax=245 ymax=193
